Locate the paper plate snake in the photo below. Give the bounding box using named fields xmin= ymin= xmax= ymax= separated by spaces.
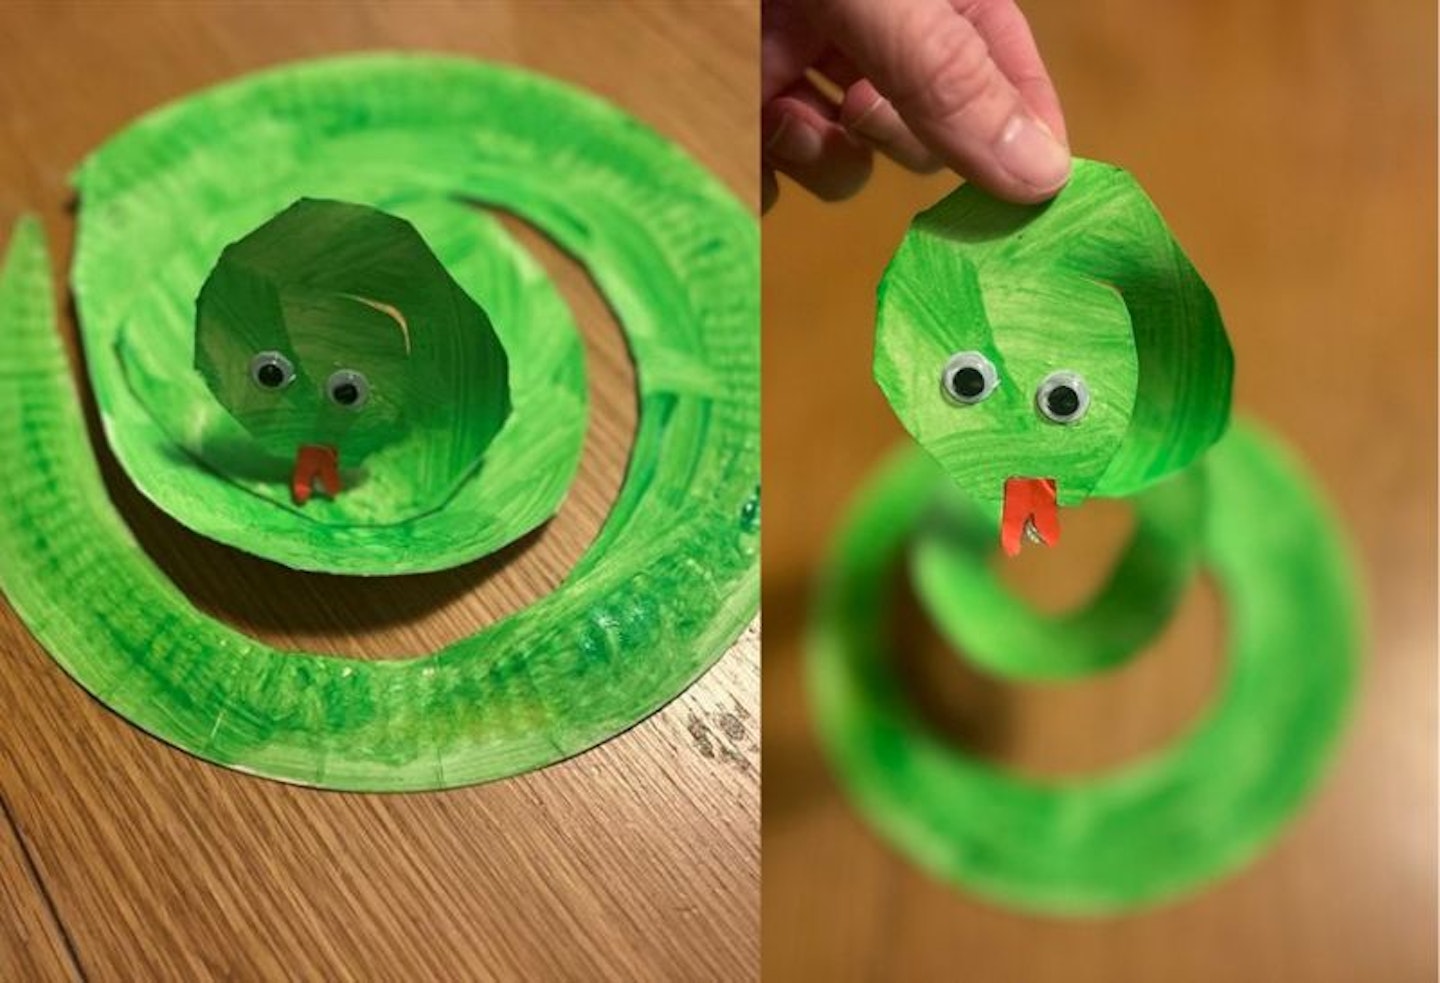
xmin=0 ymin=55 xmax=758 ymax=791
xmin=810 ymin=160 xmax=1358 ymax=914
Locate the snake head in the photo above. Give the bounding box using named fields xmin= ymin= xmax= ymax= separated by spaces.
xmin=875 ymin=160 xmax=1232 ymax=553
xmin=194 ymin=198 xmax=511 ymax=504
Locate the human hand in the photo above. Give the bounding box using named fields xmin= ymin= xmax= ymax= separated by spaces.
xmin=762 ymin=0 xmax=1070 ymax=210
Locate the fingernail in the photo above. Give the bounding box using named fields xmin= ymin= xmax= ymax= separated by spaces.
xmin=766 ymin=114 xmax=824 ymax=164
xmin=847 ymin=93 xmax=888 ymax=139
xmin=994 ymin=114 xmax=1071 ymax=193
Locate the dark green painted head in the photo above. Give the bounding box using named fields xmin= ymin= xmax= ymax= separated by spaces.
xmin=195 ymin=198 xmax=510 ymax=501
xmin=875 ymin=160 xmax=1232 ymax=551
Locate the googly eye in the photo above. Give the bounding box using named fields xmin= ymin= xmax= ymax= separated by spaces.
xmin=940 ymin=351 xmax=999 ymax=404
xmin=325 ymin=369 xmax=370 ymax=410
xmin=249 ymin=351 xmax=295 ymax=390
xmin=1035 ymin=371 xmax=1090 ymax=424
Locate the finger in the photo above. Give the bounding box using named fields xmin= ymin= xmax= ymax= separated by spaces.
xmin=962 ymin=0 xmax=1067 ymax=143
xmin=812 ymin=47 xmax=864 ymax=91
xmin=763 ymin=82 xmax=874 ymax=202
xmin=840 ymin=79 xmax=941 ymax=173
xmin=762 ymin=167 xmax=779 ymax=212
xmin=806 ymin=0 xmax=1070 ymax=202
xmin=763 ymin=0 xmax=826 ymax=100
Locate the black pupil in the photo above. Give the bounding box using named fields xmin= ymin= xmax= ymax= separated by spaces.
xmin=332 ymin=382 xmax=360 ymax=405
xmin=953 ymin=366 xmax=986 ymax=399
xmin=256 ymin=362 xmax=285 ymax=387
xmin=1046 ymin=385 xmax=1081 ymax=418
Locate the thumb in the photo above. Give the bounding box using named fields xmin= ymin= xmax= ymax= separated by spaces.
xmin=808 ymin=0 xmax=1070 ymax=203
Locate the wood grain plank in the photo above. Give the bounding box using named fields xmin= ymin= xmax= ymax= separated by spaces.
xmin=0 ymin=2 xmax=759 ymax=980
xmin=0 ymin=797 xmax=81 ymax=983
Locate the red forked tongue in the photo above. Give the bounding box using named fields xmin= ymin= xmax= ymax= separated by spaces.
xmin=292 ymin=444 xmax=341 ymax=505
xmin=1000 ymin=477 xmax=1060 ymax=557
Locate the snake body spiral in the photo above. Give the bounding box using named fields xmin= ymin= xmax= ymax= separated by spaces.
xmin=0 ymin=55 xmax=758 ymax=792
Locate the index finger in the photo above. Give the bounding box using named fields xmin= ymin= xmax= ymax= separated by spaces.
xmin=807 ymin=0 xmax=1070 ymax=202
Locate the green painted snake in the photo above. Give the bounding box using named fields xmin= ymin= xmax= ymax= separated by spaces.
xmin=0 ymin=55 xmax=758 ymax=791
xmin=810 ymin=160 xmax=1358 ymax=914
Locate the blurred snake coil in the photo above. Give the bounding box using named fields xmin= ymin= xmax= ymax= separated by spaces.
xmin=0 ymin=55 xmax=759 ymax=792
xmin=810 ymin=160 xmax=1358 ymax=915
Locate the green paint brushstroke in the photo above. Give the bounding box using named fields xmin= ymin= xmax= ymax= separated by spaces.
xmin=0 ymin=54 xmax=758 ymax=791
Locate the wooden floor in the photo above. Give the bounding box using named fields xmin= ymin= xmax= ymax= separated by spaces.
xmin=0 ymin=3 xmax=758 ymax=981
xmin=762 ymin=0 xmax=1437 ymax=980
